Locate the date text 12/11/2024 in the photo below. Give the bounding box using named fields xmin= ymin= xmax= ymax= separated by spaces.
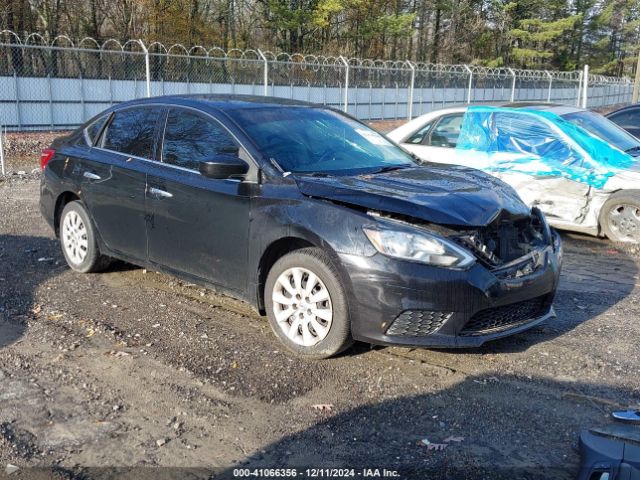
xmin=232 ymin=468 xmax=401 ymax=478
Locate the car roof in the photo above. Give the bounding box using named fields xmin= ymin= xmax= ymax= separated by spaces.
xmin=387 ymin=102 xmax=588 ymax=142
xmin=113 ymin=94 xmax=319 ymax=112
xmin=406 ymin=102 xmax=585 ymax=124
xmin=499 ymin=102 xmax=585 ymax=116
xmin=411 ymin=102 xmax=586 ymax=118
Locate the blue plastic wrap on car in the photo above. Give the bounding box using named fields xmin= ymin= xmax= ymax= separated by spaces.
xmin=456 ymin=106 xmax=636 ymax=189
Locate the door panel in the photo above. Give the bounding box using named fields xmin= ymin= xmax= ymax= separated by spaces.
xmin=80 ymin=106 xmax=164 ymax=261
xmin=146 ymin=166 xmax=250 ymax=293
xmin=147 ymin=107 xmax=251 ymax=293
xmin=401 ymin=143 xmax=454 ymax=163
xmin=499 ymin=172 xmax=591 ymax=223
xmin=79 ymin=150 xmax=149 ymax=260
xmin=402 ymin=143 xmax=486 ymax=169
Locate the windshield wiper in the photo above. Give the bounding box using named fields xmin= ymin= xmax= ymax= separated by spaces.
xmin=624 ymin=146 xmax=640 ymax=154
xmin=297 ymin=171 xmax=331 ymax=177
xmin=369 ymin=165 xmax=412 ymax=174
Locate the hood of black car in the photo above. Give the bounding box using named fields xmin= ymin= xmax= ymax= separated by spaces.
xmin=295 ymin=165 xmax=531 ymax=227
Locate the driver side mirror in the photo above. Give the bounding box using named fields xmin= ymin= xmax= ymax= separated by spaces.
xmin=199 ymin=149 xmax=249 ymax=179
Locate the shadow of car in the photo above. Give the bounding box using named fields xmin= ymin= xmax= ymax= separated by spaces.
xmin=212 ymin=373 xmax=639 ymax=480
xmin=0 ymin=234 xmax=62 ymax=349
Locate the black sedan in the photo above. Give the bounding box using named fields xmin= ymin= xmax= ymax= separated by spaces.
xmin=40 ymin=95 xmax=562 ymax=358
xmin=606 ymin=104 xmax=640 ymax=139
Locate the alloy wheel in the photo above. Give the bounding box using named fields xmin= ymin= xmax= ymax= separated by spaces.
xmin=62 ymin=210 xmax=89 ymax=265
xmin=271 ymin=267 xmax=333 ymax=347
xmin=608 ymin=203 xmax=640 ymax=242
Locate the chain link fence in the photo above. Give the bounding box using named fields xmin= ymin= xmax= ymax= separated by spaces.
xmin=0 ymin=30 xmax=635 ymax=132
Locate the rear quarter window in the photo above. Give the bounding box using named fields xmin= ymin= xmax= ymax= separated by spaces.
xmin=102 ymin=107 xmax=163 ymax=158
xmin=84 ymin=115 xmax=109 ymax=146
xmin=428 ymin=114 xmax=464 ymax=148
xmin=406 ymin=122 xmax=434 ymax=144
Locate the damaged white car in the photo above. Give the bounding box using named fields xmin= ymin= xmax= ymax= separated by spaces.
xmin=388 ymin=103 xmax=640 ymax=242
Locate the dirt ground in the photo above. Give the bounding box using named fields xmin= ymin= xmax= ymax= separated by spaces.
xmin=0 ymin=172 xmax=639 ymax=480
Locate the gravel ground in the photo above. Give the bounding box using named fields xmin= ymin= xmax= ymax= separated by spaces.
xmin=0 ymin=175 xmax=639 ymax=480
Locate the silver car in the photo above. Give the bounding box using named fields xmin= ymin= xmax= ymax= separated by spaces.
xmin=388 ymin=103 xmax=640 ymax=242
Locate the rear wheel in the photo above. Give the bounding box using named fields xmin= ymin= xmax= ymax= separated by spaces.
xmin=600 ymin=191 xmax=640 ymax=243
xmin=265 ymin=247 xmax=352 ymax=359
xmin=59 ymin=201 xmax=111 ymax=273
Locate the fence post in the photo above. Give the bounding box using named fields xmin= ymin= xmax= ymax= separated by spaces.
xmin=47 ymin=74 xmax=54 ymax=128
xmin=632 ymin=52 xmax=640 ymax=103
xmin=582 ymin=64 xmax=589 ymax=108
xmin=79 ymin=74 xmax=86 ymax=122
xmin=508 ymin=68 xmax=516 ymax=102
xmin=576 ymin=71 xmax=583 ymax=107
xmin=382 ymin=85 xmax=386 ymax=117
xmin=109 ymin=75 xmax=114 ymax=106
xmin=0 ymin=125 xmax=5 ymax=176
xmin=339 ymin=56 xmax=349 ymax=112
xmin=13 ymin=72 xmax=21 ymax=130
xmin=545 ymin=70 xmax=553 ymax=102
xmin=463 ymin=65 xmax=473 ymax=104
xmin=139 ymin=40 xmax=151 ymax=97
xmin=257 ymin=49 xmax=268 ymax=96
xmin=406 ymin=60 xmax=415 ymax=120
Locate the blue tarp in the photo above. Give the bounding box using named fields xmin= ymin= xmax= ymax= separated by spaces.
xmin=456 ymin=106 xmax=636 ymax=189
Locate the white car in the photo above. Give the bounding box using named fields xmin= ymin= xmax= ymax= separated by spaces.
xmin=388 ymin=103 xmax=640 ymax=242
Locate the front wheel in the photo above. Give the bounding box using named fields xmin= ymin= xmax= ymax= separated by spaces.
xmin=600 ymin=191 xmax=640 ymax=243
xmin=265 ymin=247 xmax=352 ymax=359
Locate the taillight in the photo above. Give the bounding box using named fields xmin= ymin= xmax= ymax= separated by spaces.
xmin=40 ymin=149 xmax=55 ymax=170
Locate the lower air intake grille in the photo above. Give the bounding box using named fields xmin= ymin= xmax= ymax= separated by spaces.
xmin=460 ymin=296 xmax=551 ymax=336
xmin=386 ymin=311 xmax=452 ymax=337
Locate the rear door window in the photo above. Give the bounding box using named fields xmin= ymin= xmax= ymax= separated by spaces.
xmin=102 ymin=107 xmax=163 ymax=159
xmin=161 ymin=109 xmax=238 ymax=171
xmin=493 ymin=112 xmax=582 ymax=166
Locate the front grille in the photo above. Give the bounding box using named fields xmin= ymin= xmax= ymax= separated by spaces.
xmin=386 ymin=310 xmax=452 ymax=337
xmin=460 ymin=296 xmax=551 ymax=336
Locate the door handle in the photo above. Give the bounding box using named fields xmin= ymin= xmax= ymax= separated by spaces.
xmin=83 ymin=171 xmax=101 ymax=180
xmin=149 ymin=187 xmax=173 ymax=199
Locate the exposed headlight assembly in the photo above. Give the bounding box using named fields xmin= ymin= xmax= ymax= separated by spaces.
xmin=363 ymin=225 xmax=476 ymax=269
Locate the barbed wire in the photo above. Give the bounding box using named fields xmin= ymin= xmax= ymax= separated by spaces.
xmin=0 ymin=29 xmax=632 ymax=84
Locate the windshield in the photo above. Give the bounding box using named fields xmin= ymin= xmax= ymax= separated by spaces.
xmin=228 ymin=106 xmax=415 ymax=174
xmin=562 ymin=110 xmax=640 ymax=153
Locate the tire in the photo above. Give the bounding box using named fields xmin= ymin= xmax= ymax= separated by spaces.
xmin=59 ymin=201 xmax=111 ymax=273
xmin=599 ymin=191 xmax=640 ymax=243
xmin=265 ymin=247 xmax=353 ymax=359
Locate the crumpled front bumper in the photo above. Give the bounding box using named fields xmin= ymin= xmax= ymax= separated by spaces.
xmin=340 ymin=231 xmax=562 ymax=348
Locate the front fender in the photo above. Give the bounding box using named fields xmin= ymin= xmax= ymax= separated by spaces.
xmin=248 ymin=188 xmax=375 ymax=312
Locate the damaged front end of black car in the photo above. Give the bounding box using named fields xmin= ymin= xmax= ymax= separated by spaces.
xmin=289 ymin=163 xmax=563 ymax=348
